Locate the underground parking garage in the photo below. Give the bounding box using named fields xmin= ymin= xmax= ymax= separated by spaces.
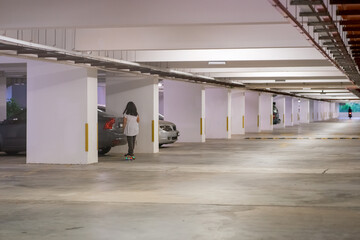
xmin=0 ymin=0 xmax=360 ymax=239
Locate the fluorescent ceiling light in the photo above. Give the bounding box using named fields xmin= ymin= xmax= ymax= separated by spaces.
xmin=169 ymin=69 xmax=194 ymax=76
xmin=208 ymin=61 xmax=226 ymax=65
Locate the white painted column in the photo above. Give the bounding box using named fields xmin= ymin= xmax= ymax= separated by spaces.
xmin=205 ymin=87 xmax=231 ymax=139
xmin=285 ymin=97 xmax=293 ymax=126
xmin=27 ymin=61 xmax=98 ymax=164
xmin=274 ymin=96 xmax=285 ymax=128
xmin=330 ymin=102 xmax=335 ymax=119
xmin=0 ymin=72 xmax=6 ymax=121
xmin=325 ymin=102 xmax=331 ymax=120
xmin=245 ymin=91 xmax=260 ymax=133
xmin=292 ymin=98 xmax=300 ymax=125
xmin=300 ymin=99 xmax=310 ymax=123
xmin=231 ymin=90 xmax=245 ymax=135
xmin=163 ymin=80 xmax=205 ymax=142
xmin=107 ymin=75 xmax=159 ymax=153
xmin=313 ymin=101 xmax=319 ymax=121
xmin=334 ymin=103 xmax=340 ymax=118
xmin=309 ymin=100 xmax=315 ymax=122
xmin=318 ymin=101 xmax=323 ymax=121
xmin=259 ymin=93 xmax=273 ymax=131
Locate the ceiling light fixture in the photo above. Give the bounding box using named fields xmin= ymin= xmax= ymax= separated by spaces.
xmin=208 ymin=61 xmax=226 ymax=65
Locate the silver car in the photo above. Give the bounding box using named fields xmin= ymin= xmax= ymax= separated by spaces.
xmin=159 ymin=114 xmax=179 ymax=146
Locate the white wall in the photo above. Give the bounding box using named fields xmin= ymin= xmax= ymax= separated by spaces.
xmin=245 ymin=91 xmax=260 ymax=133
xmin=259 ymin=93 xmax=273 ymax=131
xmin=27 ymin=60 xmax=98 ymax=164
xmin=163 ymin=80 xmax=205 ymax=142
xmin=205 ymin=88 xmax=231 ymax=138
xmin=285 ymin=96 xmax=293 ymax=126
xmin=0 ymin=73 xmax=6 ymax=121
xmin=274 ymin=96 xmax=285 ymax=128
xmin=300 ymin=100 xmax=310 ymax=123
xmin=98 ymin=82 xmax=106 ymax=106
xmin=231 ymin=90 xmax=245 ymax=134
xmin=106 ymin=75 xmax=159 ymax=153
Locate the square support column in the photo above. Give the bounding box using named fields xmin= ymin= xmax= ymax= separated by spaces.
xmin=245 ymin=91 xmax=260 ymax=133
xmin=334 ymin=103 xmax=340 ymax=118
xmin=27 ymin=61 xmax=98 ymax=164
xmin=325 ymin=102 xmax=331 ymax=120
xmin=319 ymin=102 xmax=325 ymax=121
xmin=205 ymin=88 xmax=231 ymax=139
xmin=0 ymin=72 xmax=6 ymax=121
xmin=330 ymin=102 xmax=336 ymax=119
xmin=274 ymin=96 xmax=285 ymax=128
xmin=313 ymin=101 xmax=319 ymax=121
xmin=292 ymin=98 xmax=300 ymax=125
xmin=309 ymin=100 xmax=315 ymax=122
xmin=285 ymin=97 xmax=293 ymax=126
xmin=231 ymin=90 xmax=245 ymax=135
xmin=163 ymin=80 xmax=205 ymax=142
xmin=259 ymin=93 xmax=273 ymax=131
xmin=300 ymin=100 xmax=310 ymax=123
xmin=106 ymin=75 xmax=159 ymax=153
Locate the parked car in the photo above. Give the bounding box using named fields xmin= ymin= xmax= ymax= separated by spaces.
xmin=97 ymin=107 xmax=127 ymax=154
xmin=273 ymin=102 xmax=281 ymax=125
xmin=0 ymin=108 xmax=126 ymax=155
xmin=158 ymin=114 xmax=179 ymax=146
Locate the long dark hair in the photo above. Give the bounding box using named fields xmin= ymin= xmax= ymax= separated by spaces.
xmin=123 ymin=101 xmax=138 ymax=116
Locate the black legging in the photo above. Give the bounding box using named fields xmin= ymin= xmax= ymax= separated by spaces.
xmin=127 ymin=136 xmax=136 ymax=155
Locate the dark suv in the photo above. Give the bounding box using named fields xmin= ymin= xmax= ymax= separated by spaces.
xmin=0 ymin=108 xmax=126 ymax=155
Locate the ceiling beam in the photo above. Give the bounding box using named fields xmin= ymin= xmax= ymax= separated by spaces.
xmin=347 ymin=34 xmax=360 ymax=38
xmin=299 ymin=12 xmax=329 ymax=17
xmin=336 ymin=10 xmax=360 ymax=15
xmin=340 ymin=20 xmax=360 ymax=25
xmin=331 ymin=0 xmax=360 ymax=4
xmin=343 ymin=26 xmax=360 ymax=31
xmin=245 ymin=82 xmax=353 ymax=89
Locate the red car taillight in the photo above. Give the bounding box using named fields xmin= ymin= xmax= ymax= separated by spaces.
xmin=104 ymin=118 xmax=115 ymax=130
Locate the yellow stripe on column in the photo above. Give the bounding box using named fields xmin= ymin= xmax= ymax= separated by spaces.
xmin=270 ymin=114 xmax=272 ymax=125
xmin=152 ymin=120 xmax=154 ymax=142
xmin=226 ymin=117 xmax=229 ymax=131
xmin=242 ymin=116 xmax=244 ymax=128
xmin=257 ymin=115 xmax=259 ymax=127
xmin=85 ymin=123 xmax=89 ymax=152
xmin=200 ymin=118 xmax=203 ymax=135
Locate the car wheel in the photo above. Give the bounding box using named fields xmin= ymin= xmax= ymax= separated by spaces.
xmin=159 ymin=144 xmax=163 ymax=147
xmin=5 ymin=151 xmax=19 ymax=155
xmin=98 ymin=147 xmax=111 ymax=155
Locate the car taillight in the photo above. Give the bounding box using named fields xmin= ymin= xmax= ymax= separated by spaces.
xmin=104 ymin=118 xmax=115 ymax=130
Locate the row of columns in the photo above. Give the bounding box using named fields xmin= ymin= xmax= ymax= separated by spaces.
xmin=0 ymin=56 xmax=340 ymax=165
xmin=162 ymin=80 xmax=339 ymax=142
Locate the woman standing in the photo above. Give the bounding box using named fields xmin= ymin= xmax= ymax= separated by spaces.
xmin=123 ymin=101 xmax=139 ymax=159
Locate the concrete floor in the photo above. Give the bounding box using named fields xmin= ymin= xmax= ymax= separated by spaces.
xmin=0 ymin=119 xmax=359 ymax=239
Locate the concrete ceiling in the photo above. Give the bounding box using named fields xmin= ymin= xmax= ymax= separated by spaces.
xmin=0 ymin=0 xmax=358 ymax=100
